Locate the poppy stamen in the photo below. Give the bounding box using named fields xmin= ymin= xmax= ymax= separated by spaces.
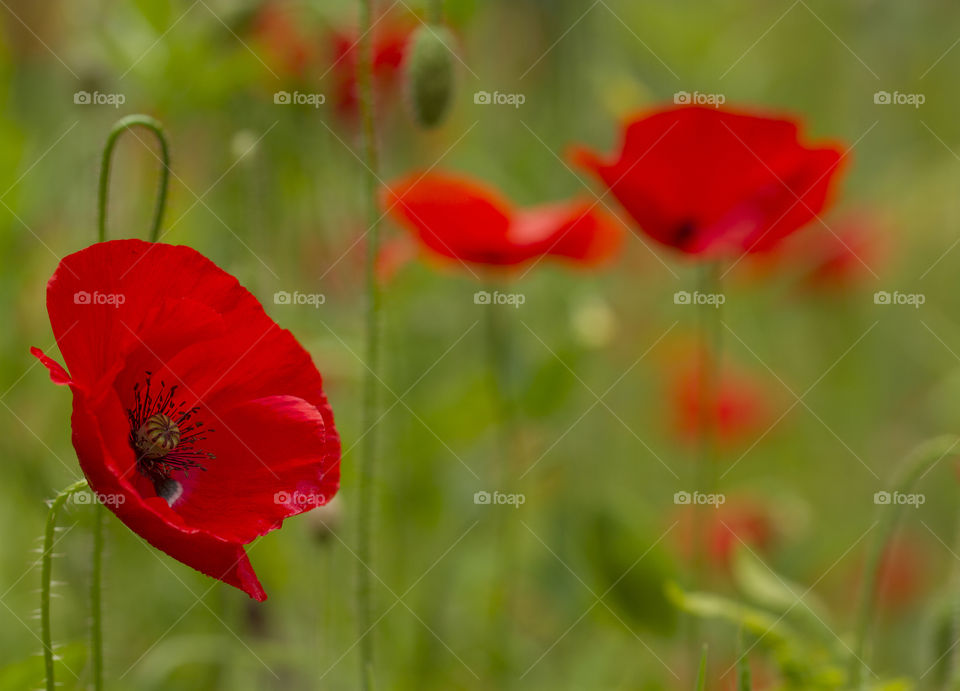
xmin=127 ymin=372 xmax=213 ymax=489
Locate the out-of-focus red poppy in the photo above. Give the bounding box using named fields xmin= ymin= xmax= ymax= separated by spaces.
xmin=329 ymin=11 xmax=413 ymax=118
xmin=749 ymin=213 xmax=886 ymax=292
xmin=873 ymin=535 xmax=929 ymax=612
xmin=380 ymin=171 xmax=623 ymax=269
xmin=673 ymin=499 xmax=775 ymax=568
xmin=572 ymin=105 xmax=846 ymax=256
xmin=251 ymin=1 xmax=319 ymax=79
xmin=669 ymin=357 xmax=770 ymax=448
xmin=33 ymin=241 xmax=341 ymax=601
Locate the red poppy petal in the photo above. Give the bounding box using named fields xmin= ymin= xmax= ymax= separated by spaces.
xmin=513 ymin=200 xmax=623 ymax=267
xmin=168 ymin=395 xmax=334 ymax=543
xmin=380 ymin=172 xmax=520 ymax=264
xmin=30 ymin=347 xmax=71 ymax=385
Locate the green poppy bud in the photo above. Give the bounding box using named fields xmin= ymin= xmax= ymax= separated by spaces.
xmin=405 ymin=25 xmax=455 ymax=129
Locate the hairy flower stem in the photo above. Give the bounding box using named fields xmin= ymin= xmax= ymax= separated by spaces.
xmin=483 ymin=284 xmax=518 ymax=683
xmin=90 ymin=505 xmax=104 ymax=691
xmin=41 ymin=480 xmax=88 ymax=691
xmin=355 ymin=1 xmax=383 ymax=689
xmin=849 ymin=435 xmax=960 ymax=688
xmin=98 ymin=114 xmax=170 ymax=243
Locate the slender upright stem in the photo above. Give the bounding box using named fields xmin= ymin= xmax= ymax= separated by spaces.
xmin=427 ymin=0 xmax=442 ymax=23
xmin=90 ymin=505 xmax=104 ymax=691
xmin=41 ymin=480 xmax=88 ymax=691
xmin=693 ymin=262 xmax=722 ymax=577
xmin=482 ymin=284 xmax=519 ymax=684
xmin=355 ymin=1 xmax=383 ymax=689
xmin=849 ymin=435 xmax=960 ymax=688
xmin=98 ymin=114 xmax=170 ymax=243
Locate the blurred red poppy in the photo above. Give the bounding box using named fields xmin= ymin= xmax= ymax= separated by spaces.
xmin=669 ymin=357 xmax=770 ymax=448
xmin=572 ymin=105 xmax=846 ymax=256
xmin=380 ymin=171 xmax=623 ymax=269
xmin=750 ymin=213 xmax=886 ymax=292
xmin=673 ymin=499 xmax=775 ymax=568
xmin=874 ymin=535 xmax=929 ymax=612
xmin=329 ymin=11 xmax=413 ymax=118
xmin=251 ymin=1 xmax=318 ymax=79
xmin=32 ymin=240 xmax=341 ymax=601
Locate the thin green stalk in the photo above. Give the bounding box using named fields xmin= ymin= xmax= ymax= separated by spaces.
xmin=98 ymin=114 xmax=170 ymax=243
xmin=948 ymin=505 xmax=960 ymax=689
xmin=849 ymin=435 xmax=960 ymax=688
xmin=482 ymin=285 xmax=518 ymax=684
xmin=90 ymin=505 xmax=104 ymax=691
xmin=692 ymin=262 xmax=722 ymax=578
xmin=41 ymin=480 xmax=88 ymax=691
xmin=355 ymin=1 xmax=383 ymax=689
xmin=427 ymin=0 xmax=442 ymax=23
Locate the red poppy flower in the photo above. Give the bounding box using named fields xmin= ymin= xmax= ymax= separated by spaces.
xmin=329 ymin=12 xmax=413 ymax=118
xmin=380 ymin=171 xmax=623 ymax=268
xmin=572 ymin=105 xmax=846 ymax=256
xmin=32 ymin=240 xmax=341 ymax=601
xmin=673 ymin=499 xmax=775 ymax=569
xmin=872 ymin=535 xmax=929 ymax=612
xmin=251 ymin=1 xmax=319 ymax=79
xmin=669 ymin=357 xmax=770 ymax=448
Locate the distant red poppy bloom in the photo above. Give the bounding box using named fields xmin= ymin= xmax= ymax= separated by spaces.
xmin=32 ymin=240 xmax=341 ymax=601
xmin=572 ymin=105 xmax=846 ymax=256
xmin=380 ymin=172 xmax=623 ymax=268
xmin=329 ymin=12 xmax=412 ymax=118
xmin=251 ymin=1 xmax=318 ymax=79
xmin=873 ymin=535 xmax=929 ymax=612
xmin=669 ymin=357 xmax=769 ymax=447
xmin=673 ymin=499 xmax=775 ymax=568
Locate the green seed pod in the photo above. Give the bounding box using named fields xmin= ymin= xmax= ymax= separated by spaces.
xmin=405 ymin=24 xmax=456 ymax=129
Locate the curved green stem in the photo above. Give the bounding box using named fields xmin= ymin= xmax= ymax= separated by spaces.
xmin=41 ymin=480 xmax=88 ymax=691
xmin=90 ymin=505 xmax=104 ymax=691
xmin=98 ymin=114 xmax=170 ymax=243
xmin=355 ymin=1 xmax=383 ymax=689
xmin=849 ymin=435 xmax=960 ymax=688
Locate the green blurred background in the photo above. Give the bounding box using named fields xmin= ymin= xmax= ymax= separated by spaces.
xmin=3 ymin=0 xmax=960 ymax=688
